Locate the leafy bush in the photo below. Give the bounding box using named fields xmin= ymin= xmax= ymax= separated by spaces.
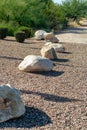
xmin=0 ymin=0 xmax=86 ymax=32
xmin=62 ymin=0 xmax=87 ymax=21
xmin=14 ymin=31 xmax=25 ymax=43
xmin=30 ymin=28 xmax=35 ymax=37
xmin=0 ymin=21 xmax=19 ymax=36
xmin=6 ymin=21 xmax=19 ymax=36
xmin=0 ymin=26 xmax=8 ymax=39
xmin=17 ymin=26 xmax=32 ymax=38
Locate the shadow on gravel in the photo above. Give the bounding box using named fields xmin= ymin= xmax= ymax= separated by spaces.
xmin=21 ymin=90 xmax=82 ymax=103
xmin=0 ymin=55 xmax=23 ymax=61
xmin=52 ymin=58 xmax=69 ymax=62
xmin=57 ymin=27 xmax=87 ymax=34
xmin=22 ymin=41 xmax=33 ymax=44
xmin=62 ymin=51 xmax=72 ymax=54
xmin=31 ymin=70 xmax=64 ymax=77
xmin=0 ymin=106 xmax=52 ymax=128
xmin=4 ymin=38 xmax=16 ymax=42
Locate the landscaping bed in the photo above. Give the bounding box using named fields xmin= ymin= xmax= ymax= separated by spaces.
xmin=0 ymin=35 xmax=87 ymax=130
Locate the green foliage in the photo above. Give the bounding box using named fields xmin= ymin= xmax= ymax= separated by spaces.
xmin=17 ymin=26 xmax=33 ymax=38
xmin=0 ymin=21 xmax=19 ymax=36
xmin=0 ymin=0 xmax=61 ymax=30
xmin=0 ymin=26 xmax=8 ymax=39
xmin=62 ymin=0 xmax=87 ymax=21
xmin=14 ymin=31 xmax=25 ymax=43
xmin=0 ymin=0 xmax=86 ymax=33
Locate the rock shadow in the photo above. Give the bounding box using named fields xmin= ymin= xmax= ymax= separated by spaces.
xmin=31 ymin=70 xmax=64 ymax=77
xmin=22 ymin=41 xmax=33 ymax=44
xmin=52 ymin=58 xmax=69 ymax=62
xmin=0 ymin=56 xmax=23 ymax=61
xmin=21 ymin=90 xmax=83 ymax=103
xmin=59 ymin=51 xmax=72 ymax=54
xmin=57 ymin=27 xmax=87 ymax=34
xmin=4 ymin=38 xmax=16 ymax=42
xmin=0 ymin=106 xmax=52 ymax=128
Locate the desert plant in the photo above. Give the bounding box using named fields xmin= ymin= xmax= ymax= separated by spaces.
xmin=0 ymin=27 xmax=8 ymax=39
xmin=14 ymin=31 xmax=26 ymax=43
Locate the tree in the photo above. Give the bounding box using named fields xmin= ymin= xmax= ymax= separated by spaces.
xmin=62 ymin=0 xmax=87 ymax=21
xmin=0 ymin=0 xmax=69 ymax=30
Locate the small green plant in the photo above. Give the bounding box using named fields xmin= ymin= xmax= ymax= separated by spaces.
xmin=14 ymin=31 xmax=26 ymax=43
xmin=18 ymin=26 xmax=32 ymax=38
xmin=0 ymin=27 xmax=8 ymax=39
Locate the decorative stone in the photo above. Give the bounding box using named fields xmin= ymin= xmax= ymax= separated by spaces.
xmin=45 ymin=42 xmax=65 ymax=53
xmin=44 ymin=32 xmax=53 ymax=39
xmin=41 ymin=45 xmax=57 ymax=59
xmin=45 ymin=34 xmax=59 ymax=43
xmin=0 ymin=84 xmax=25 ymax=123
xmin=18 ymin=55 xmax=53 ymax=72
xmin=35 ymin=30 xmax=46 ymax=40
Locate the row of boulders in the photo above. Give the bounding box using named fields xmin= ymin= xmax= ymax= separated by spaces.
xmin=0 ymin=30 xmax=66 ymax=123
xmin=18 ymin=30 xmax=65 ymax=72
xmin=35 ymin=30 xmax=59 ymax=43
xmin=18 ymin=43 xmax=65 ymax=72
xmin=35 ymin=29 xmax=65 ymax=59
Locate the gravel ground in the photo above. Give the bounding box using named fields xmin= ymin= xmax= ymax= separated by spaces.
xmin=56 ymin=26 xmax=87 ymax=44
xmin=0 ymin=24 xmax=87 ymax=130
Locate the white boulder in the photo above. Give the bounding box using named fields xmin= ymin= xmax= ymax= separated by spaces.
xmin=0 ymin=84 xmax=25 ymax=123
xmin=35 ymin=30 xmax=46 ymax=40
xmin=18 ymin=55 xmax=54 ymax=72
xmin=41 ymin=45 xmax=57 ymax=59
xmin=45 ymin=42 xmax=65 ymax=53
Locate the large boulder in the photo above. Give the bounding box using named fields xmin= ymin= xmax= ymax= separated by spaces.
xmin=35 ymin=30 xmax=46 ymax=40
xmin=18 ymin=55 xmax=54 ymax=72
xmin=41 ymin=45 xmax=57 ymax=59
xmin=45 ymin=42 xmax=65 ymax=53
xmin=45 ymin=34 xmax=59 ymax=43
xmin=0 ymin=84 xmax=25 ymax=123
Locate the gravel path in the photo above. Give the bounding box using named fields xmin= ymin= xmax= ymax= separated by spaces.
xmin=0 ymin=21 xmax=87 ymax=130
xmin=56 ymin=22 xmax=87 ymax=44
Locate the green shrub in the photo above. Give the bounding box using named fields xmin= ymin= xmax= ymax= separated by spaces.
xmin=14 ymin=31 xmax=26 ymax=43
xmin=0 ymin=27 xmax=8 ymax=39
xmin=6 ymin=21 xmax=19 ymax=36
xmin=0 ymin=21 xmax=19 ymax=36
xmin=18 ymin=26 xmax=32 ymax=38
xmin=30 ymin=28 xmax=35 ymax=37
